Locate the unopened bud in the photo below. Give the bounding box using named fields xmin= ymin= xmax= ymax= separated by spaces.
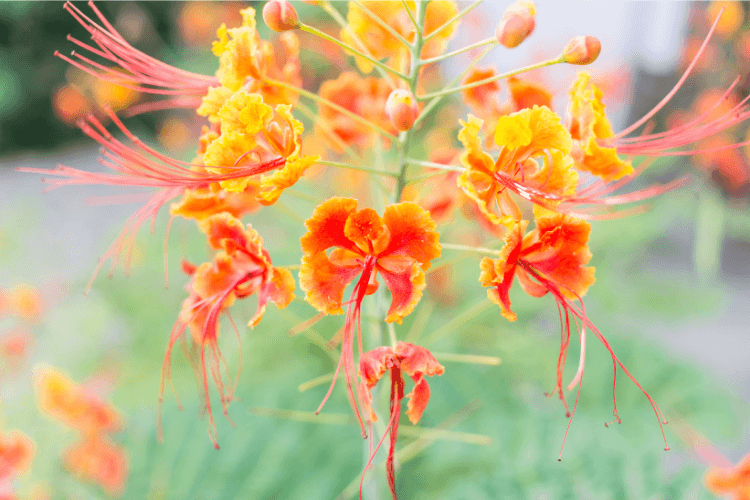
xmin=562 ymin=36 xmax=601 ymax=65
xmin=385 ymin=90 xmax=420 ymax=132
xmin=263 ymin=0 xmax=300 ymax=32
xmin=495 ymin=1 xmax=536 ymax=49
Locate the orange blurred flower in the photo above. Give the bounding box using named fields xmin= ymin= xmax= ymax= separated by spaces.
xmin=705 ymin=453 xmax=750 ymax=500
xmin=357 ymin=342 xmax=444 ymax=499
xmin=63 ymin=437 xmax=128 ymax=497
xmin=316 ymin=72 xmax=397 ymax=152
xmin=299 ymin=198 xmax=440 ymax=434
xmin=37 ymin=368 xmax=122 ymax=436
xmin=342 ymin=1 xmax=459 ymax=74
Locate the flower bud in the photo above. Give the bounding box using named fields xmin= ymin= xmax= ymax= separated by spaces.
xmin=385 ymin=89 xmax=419 ymax=132
xmin=562 ymin=36 xmax=601 ymax=65
xmin=495 ymin=1 xmax=536 ymax=49
xmin=262 ymin=0 xmax=300 ymax=32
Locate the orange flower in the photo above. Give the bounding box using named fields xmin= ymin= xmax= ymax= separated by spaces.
xmin=2 ymin=285 xmax=42 ymax=321
xmin=457 ymin=106 xmax=578 ymax=227
xmin=37 ymin=368 xmax=122 ymax=436
xmin=299 ymin=198 xmax=440 ymax=433
xmin=160 ymin=213 xmax=294 ymax=448
xmin=0 ymin=431 xmax=34 ymax=480
xmin=209 ymin=7 xmax=301 ymax=105
xmin=357 ymin=342 xmax=444 ymax=499
xmin=705 ymin=453 xmax=750 ymax=500
xmin=63 ymin=437 xmax=128 ymax=497
xmin=342 ymin=1 xmax=459 ymax=74
xmin=316 ymin=72 xmax=396 ymax=152
xmin=479 ymin=211 xmax=667 ymax=457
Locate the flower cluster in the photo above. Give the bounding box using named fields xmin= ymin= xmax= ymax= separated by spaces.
xmin=20 ymin=0 xmax=750 ymax=497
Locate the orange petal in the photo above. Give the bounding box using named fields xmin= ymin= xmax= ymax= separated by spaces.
xmin=170 ymin=183 xmax=261 ymax=221
xmin=344 ymin=208 xmax=391 ymax=255
xmin=299 ymin=251 xmax=363 ymax=315
xmin=380 ymin=264 xmax=425 ymax=324
xmin=257 ymin=154 xmax=318 ymax=205
xmin=63 ymin=437 xmax=128 ymax=497
xmin=381 ymin=202 xmax=441 ymax=270
xmin=301 ymin=197 xmax=360 ymax=255
xmin=268 ymin=267 xmax=296 ymax=310
xmin=358 ymin=346 xmax=396 ymax=423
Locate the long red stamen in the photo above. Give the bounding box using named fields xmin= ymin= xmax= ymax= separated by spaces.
xmin=612 ymin=9 xmax=723 ymax=140
xmin=315 ymin=257 xmax=377 ymax=438
xmin=17 ymin=109 xmax=285 ymax=290
xmin=59 ymin=1 xmax=216 ymax=100
xmin=360 ymin=367 xmax=403 ymax=500
xmin=518 ymin=261 xmax=669 ymax=458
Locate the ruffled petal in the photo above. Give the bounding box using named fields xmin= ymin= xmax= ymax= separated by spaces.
xmin=300 ymin=197 xmax=360 ymax=255
xmin=299 ymin=251 xmax=363 ymax=315
xmin=379 ymin=263 xmax=425 ymax=324
xmin=170 ymin=183 xmax=261 ymax=221
xmin=393 ymin=342 xmax=444 ymax=424
xmin=357 ymin=346 xmax=396 ymax=423
xmin=257 ymin=154 xmax=319 ymax=205
xmin=197 ymin=86 xmax=235 ymax=123
xmin=381 ymin=202 xmax=441 ymax=269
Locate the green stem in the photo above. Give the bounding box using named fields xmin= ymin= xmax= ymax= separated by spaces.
xmin=412 ymin=44 xmax=495 ymax=129
xmin=400 ymin=0 xmax=419 ymax=30
xmin=441 ymin=243 xmax=503 ymax=256
xmin=405 ymin=158 xmax=465 ymax=173
xmin=352 ymin=0 xmax=412 ymax=47
xmin=423 ymin=0 xmax=482 ymax=42
xmin=299 ymin=23 xmax=409 ymax=80
xmin=417 ymin=55 xmax=566 ymax=100
xmin=318 ymin=159 xmax=399 ymax=178
xmin=319 ymin=0 xmax=398 ymax=88
xmin=265 ymin=77 xmax=399 ymax=141
xmin=419 ymin=37 xmax=497 ymax=66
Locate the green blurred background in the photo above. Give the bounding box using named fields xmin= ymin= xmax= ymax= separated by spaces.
xmin=1 ymin=1 xmax=750 ymax=499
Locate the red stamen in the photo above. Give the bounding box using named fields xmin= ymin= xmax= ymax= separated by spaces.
xmin=59 ymin=1 xmax=216 ymax=104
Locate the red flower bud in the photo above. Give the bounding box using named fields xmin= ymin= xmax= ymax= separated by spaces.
xmin=385 ymin=89 xmax=419 ymax=132
xmin=562 ymin=36 xmax=601 ymax=65
xmin=495 ymin=1 xmax=536 ymax=49
xmin=262 ymin=0 xmax=300 ymax=32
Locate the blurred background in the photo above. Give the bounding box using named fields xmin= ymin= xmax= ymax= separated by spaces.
xmin=1 ymin=1 xmax=750 ymax=499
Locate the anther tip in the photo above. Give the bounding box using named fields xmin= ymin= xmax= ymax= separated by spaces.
xmin=664 ymin=447 xmax=670 ymax=451
xmin=557 ymin=458 xmax=562 ymax=462
xmin=214 ymin=443 xmax=220 ymax=450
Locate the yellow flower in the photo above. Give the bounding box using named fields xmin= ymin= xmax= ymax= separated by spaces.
xmin=566 ymin=72 xmax=633 ymax=181
xmin=457 ymin=106 xmax=577 ymax=227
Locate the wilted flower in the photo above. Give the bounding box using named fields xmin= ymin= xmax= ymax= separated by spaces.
xmin=357 ymin=342 xmax=444 ymax=499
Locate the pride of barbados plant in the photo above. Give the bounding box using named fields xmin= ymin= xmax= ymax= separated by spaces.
xmin=20 ymin=0 xmax=750 ymax=497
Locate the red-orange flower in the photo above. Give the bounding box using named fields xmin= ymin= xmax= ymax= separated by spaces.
xmin=160 ymin=213 xmax=294 ymax=447
xmin=63 ymin=436 xmax=128 ymax=497
xmin=0 ymin=431 xmax=34 ymax=481
xmin=299 ymin=198 xmax=440 ymax=433
xmin=357 ymin=342 xmax=444 ymax=499
xmin=479 ymin=211 xmax=667 ymax=457
xmin=705 ymin=452 xmax=750 ymax=500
